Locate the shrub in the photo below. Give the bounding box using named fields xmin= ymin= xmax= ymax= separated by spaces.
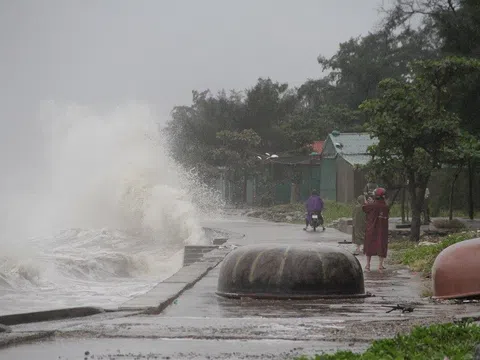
xmin=433 ymin=218 xmax=467 ymax=229
xmin=391 ymin=231 xmax=478 ymax=277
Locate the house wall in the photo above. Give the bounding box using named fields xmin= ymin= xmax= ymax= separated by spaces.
xmin=275 ymin=182 xmax=291 ymax=204
xmin=319 ymin=136 xmax=337 ymax=201
xmin=320 ymin=158 xmax=336 ymax=201
xmin=264 ymin=163 xmax=323 ymax=204
xmin=321 ymin=136 xmax=337 ymax=157
xmin=336 ymin=156 xmax=355 ymax=203
xmin=354 ymin=167 xmax=368 ymax=200
xmin=309 ymin=165 xmax=322 ymax=199
xmin=215 ymin=173 xmax=234 ymax=203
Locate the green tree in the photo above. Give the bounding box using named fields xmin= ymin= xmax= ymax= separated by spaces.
xmin=280 ymin=77 xmax=362 ymax=154
xmin=383 ymin=0 xmax=480 ymax=132
xmin=165 ymin=78 xmax=322 ymax=186
xmin=414 ymin=56 xmax=480 ymax=219
xmin=434 ymin=1 xmax=480 ymax=218
xmin=166 ymin=90 xmax=244 ymax=164
xmin=214 ymin=129 xmax=262 ymax=203
xmin=318 ymin=28 xmax=436 ymax=114
xmin=361 ymin=148 xmax=407 ymax=219
xmin=384 ymin=0 xmax=480 ymax=218
xmin=441 ymin=133 xmax=480 ymax=220
xmin=361 ymin=57 xmax=480 ymax=241
xmin=241 ymin=78 xmax=298 ymax=153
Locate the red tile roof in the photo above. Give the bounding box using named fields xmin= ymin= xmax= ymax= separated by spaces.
xmin=311 ymin=141 xmax=324 ymax=153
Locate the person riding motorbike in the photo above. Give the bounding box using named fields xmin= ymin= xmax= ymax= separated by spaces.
xmin=303 ymin=190 xmax=325 ymax=231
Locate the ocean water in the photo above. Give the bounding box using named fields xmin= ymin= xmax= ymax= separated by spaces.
xmin=0 ymin=102 xmax=222 ymax=315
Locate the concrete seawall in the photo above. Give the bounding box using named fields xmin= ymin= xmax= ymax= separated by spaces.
xmin=119 ymin=226 xmax=241 ymax=313
xmin=120 ymin=244 xmax=234 ymax=313
xmin=0 ymin=307 xmax=104 ymax=327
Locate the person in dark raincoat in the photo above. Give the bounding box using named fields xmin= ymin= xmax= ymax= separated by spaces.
xmin=303 ymin=190 xmax=325 ymax=231
xmin=352 ymin=194 xmax=366 ymax=255
xmin=362 ymin=187 xmax=389 ymax=272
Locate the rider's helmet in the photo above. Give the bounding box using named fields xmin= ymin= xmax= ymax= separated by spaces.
xmin=374 ymin=187 xmax=386 ymax=199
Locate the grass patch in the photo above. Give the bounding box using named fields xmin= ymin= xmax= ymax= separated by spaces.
xmin=266 ymin=203 xmax=304 ymax=213
xmin=389 ymin=231 xmax=478 ymax=277
xmin=296 ymin=322 xmax=480 ymax=360
xmin=386 ymin=203 xmax=402 ymax=218
xmin=322 ymin=200 xmax=353 ymax=224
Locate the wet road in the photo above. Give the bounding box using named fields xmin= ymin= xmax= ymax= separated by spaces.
xmin=1 ymin=215 xmax=479 ymax=360
xmin=201 ymin=215 xmax=352 ymax=246
xmin=0 ymin=337 xmax=368 ymax=360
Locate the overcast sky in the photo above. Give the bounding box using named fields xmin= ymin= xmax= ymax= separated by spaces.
xmin=1 ymin=0 xmax=389 ymax=120
xmin=0 ymin=1 xmax=399 ymax=244
xmin=0 ymin=0 xmax=391 ymax=183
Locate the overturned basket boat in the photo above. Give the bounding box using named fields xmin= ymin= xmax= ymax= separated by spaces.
xmin=432 ymin=237 xmax=480 ymax=300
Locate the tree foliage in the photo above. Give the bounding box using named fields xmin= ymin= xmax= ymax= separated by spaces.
xmin=214 ymin=129 xmax=262 ymax=171
xmin=383 ymin=0 xmax=480 ymax=134
xmin=360 ymin=57 xmax=480 ymax=240
xmin=318 ymin=28 xmax=437 ymax=112
xmin=165 ymin=1 xmax=480 ymax=212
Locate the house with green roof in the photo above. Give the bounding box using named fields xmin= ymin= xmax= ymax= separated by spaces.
xmin=320 ymin=131 xmax=377 ymax=203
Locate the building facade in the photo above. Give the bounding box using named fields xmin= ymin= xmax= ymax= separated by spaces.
xmin=319 ymin=131 xmax=377 ymax=203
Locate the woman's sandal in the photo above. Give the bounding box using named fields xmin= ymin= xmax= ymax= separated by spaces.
xmin=364 ymin=266 xmax=370 ymax=272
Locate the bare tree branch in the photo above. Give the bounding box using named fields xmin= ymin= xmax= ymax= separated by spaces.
xmin=380 ymin=0 xmax=460 ymax=31
xmin=447 ymin=0 xmax=457 ymax=14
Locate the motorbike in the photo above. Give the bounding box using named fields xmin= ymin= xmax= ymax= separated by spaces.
xmin=309 ymin=211 xmax=325 ymax=232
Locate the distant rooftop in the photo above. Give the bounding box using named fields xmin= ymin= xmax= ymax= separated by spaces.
xmin=311 ymin=140 xmax=324 ymax=154
xmin=341 ymin=154 xmax=372 ymax=166
xmin=328 ymin=132 xmax=377 ymax=155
